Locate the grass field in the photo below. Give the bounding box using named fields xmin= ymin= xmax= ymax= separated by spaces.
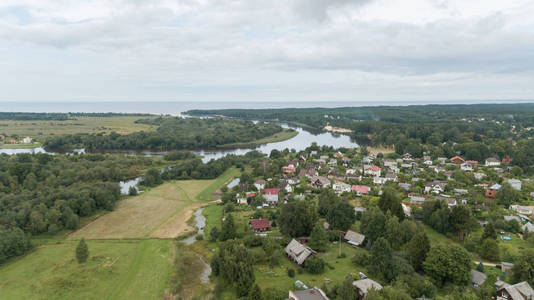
xmin=0 ymin=239 xmax=173 ymax=300
xmin=70 ymin=168 xmax=238 ymax=239
xmin=0 ymin=116 xmax=157 ymax=141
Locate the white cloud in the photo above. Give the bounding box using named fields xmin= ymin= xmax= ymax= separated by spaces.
xmin=0 ymin=0 xmax=533 ymax=102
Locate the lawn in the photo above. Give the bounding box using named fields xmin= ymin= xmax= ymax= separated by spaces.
xmin=0 ymin=239 xmax=173 ymax=300
xmin=0 ymin=116 xmax=157 ymax=140
xmin=254 ymin=242 xmax=366 ymax=292
xmin=70 ymin=168 xmax=239 ymax=239
xmin=196 ymin=167 xmax=240 ymax=202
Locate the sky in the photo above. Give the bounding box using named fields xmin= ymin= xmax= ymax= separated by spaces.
xmin=0 ymin=0 xmax=533 ymax=103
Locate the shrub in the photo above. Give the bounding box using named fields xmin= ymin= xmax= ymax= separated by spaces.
xmin=338 ymin=252 xmax=347 ymax=258
xmin=288 ymin=268 xmax=295 ymax=277
xmin=195 ymin=234 xmax=204 ymax=241
xmin=305 ymin=257 xmax=326 ymax=274
xmin=352 ymin=252 xmax=369 ymax=267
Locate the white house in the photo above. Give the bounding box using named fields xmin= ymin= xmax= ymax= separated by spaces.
xmin=373 ymin=177 xmax=387 ymax=185
xmin=364 ymin=166 xmax=381 ymax=177
xmin=425 ymin=181 xmax=447 ymax=194
xmin=507 ymin=179 xmax=522 ymax=191
xmin=21 ymin=137 xmax=32 ymax=144
xmin=332 ymin=182 xmax=351 ymax=194
xmin=254 ymin=180 xmax=266 ymax=191
xmin=511 ymin=205 xmax=532 ymax=215
xmin=485 ymin=157 xmax=501 ymax=167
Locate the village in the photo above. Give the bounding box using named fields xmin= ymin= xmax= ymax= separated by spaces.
xmin=212 ymin=144 xmax=534 ymax=299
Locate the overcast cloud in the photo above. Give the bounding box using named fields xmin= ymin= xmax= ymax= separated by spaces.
xmin=0 ymin=0 xmax=533 ymax=102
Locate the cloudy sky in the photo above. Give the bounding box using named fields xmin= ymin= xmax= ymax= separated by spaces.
xmin=1 ymin=0 xmax=533 ymax=103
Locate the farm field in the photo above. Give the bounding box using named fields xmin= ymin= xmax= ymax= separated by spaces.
xmin=0 ymin=239 xmax=173 ymax=300
xmin=70 ymin=168 xmax=238 ymax=239
xmin=0 ymin=116 xmax=157 ymax=140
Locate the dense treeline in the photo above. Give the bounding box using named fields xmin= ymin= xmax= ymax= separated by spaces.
xmin=0 ymin=153 xmax=155 ymax=233
xmin=188 ymin=104 xmax=534 ymax=173
xmin=44 ymin=117 xmax=283 ymax=151
xmin=0 ymin=112 xmax=151 ymax=121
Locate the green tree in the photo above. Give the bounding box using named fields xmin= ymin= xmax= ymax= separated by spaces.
xmin=423 ymin=244 xmax=471 ymax=286
xmin=386 ymin=215 xmax=402 ymax=250
xmin=247 ymin=284 xmax=263 ymax=300
xmin=512 ymin=249 xmax=534 ymax=286
xmin=479 ymin=239 xmax=500 ymax=261
xmin=210 ymin=226 xmax=220 ymax=242
xmin=305 ymin=256 xmax=325 ymax=274
xmin=76 ymin=238 xmax=89 ymax=264
xmin=360 ymin=207 xmax=387 ymax=243
xmin=449 ymin=205 xmax=474 ymax=241
xmin=338 ymin=275 xmax=358 ymax=300
xmin=496 ymin=183 xmax=520 ymax=208
xmin=326 ymin=202 xmax=356 ymax=231
xmin=482 ymin=223 xmax=497 ymax=240
xmin=378 ymin=188 xmax=404 ymax=220
xmin=368 ymin=238 xmax=394 ymax=281
xmin=309 ymin=223 xmax=328 ymax=252
xmin=279 ymin=201 xmax=317 ymax=237
xmin=406 ymin=232 xmax=431 ymax=272
xmin=220 ymin=214 xmax=236 ymax=241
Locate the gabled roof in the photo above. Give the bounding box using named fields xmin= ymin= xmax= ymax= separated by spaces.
xmin=353 ymin=279 xmax=383 ymax=295
xmin=470 ymin=269 xmax=487 ymax=286
xmin=285 ymin=239 xmax=316 ymax=265
xmin=264 ymin=188 xmax=279 ymax=195
xmin=344 ymin=230 xmax=365 ymax=246
xmin=250 ymin=218 xmax=270 ymax=230
xmin=499 ymin=281 xmax=534 ymax=300
xmin=352 ymin=185 xmax=370 ymax=194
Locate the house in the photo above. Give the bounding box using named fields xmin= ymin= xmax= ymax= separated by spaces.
xmin=254 ymin=180 xmax=266 ymax=191
xmin=288 ymin=287 xmax=329 ymax=300
xmin=344 ymin=230 xmax=365 ymax=246
xmin=311 ymin=176 xmax=331 ymax=188
xmin=522 ymin=223 xmax=534 ymax=233
xmin=485 ymin=157 xmax=501 ymax=167
xmin=279 ymin=181 xmax=293 ymax=193
xmin=237 ymin=197 xmax=247 ymax=205
xmin=474 ymin=172 xmax=486 ymax=180
xmin=299 ymin=169 xmax=318 ymax=178
xmin=501 ymin=262 xmax=515 ymax=275
xmin=454 ymin=188 xmax=469 ymax=196
xmin=486 ymin=184 xmax=501 ymax=201
xmin=285 ymin=239 xmax=316 ymax=265
xmin=283 ymin=165 xmax=297 ymax=174
xmin=383 ymin=159 xmax=397 ymax=168
xmin=352 ymin=185 xmax=370 ymax=196
xmin=435 ymin=196 xmax=457 ymax=208
xmin=353 ymin=279 xmax=383 ymax=299
xmin=364 ymin=166 xmax=381 ymax=177
xmin=354 ymin=207 xmax=367 ymax=214
xmin=287 ymin=177 xmax=299 ymax=185
xmin=398 ymin=182 xmax=411 ymax=191
xmin=466 ymin=160 xmax=479 ymax=166
xmin=264 ymin=188 xmax=279 ymax=204
xmin=385 ymin=173 xmax=398 ymax=182
xmin=373 ymin=177 xmax=387 ymax=185
xmin=502 ymin=155 xmax=511 ymax=165
xmin=450 ymin=156 xmax=465 ymax=165
xmin=402 ymin=203 xmax=412 ymax=216
xmin=403 ymin=153 xmax=413 ymax=161
xmin=390 ymin=166 xmax=400 ymax=174
xmin=437 ymin=157 xmax=447 ymax=164
xmin=409 ymin=195 xmax=426 ymax=205
xmin=424 ymin=181 xmax=447 ymax=194
xmin=512 ymin=205 xmax=533 ymax=215
xmin=250 ymin=218 xmax=271 ymax=232
xmin=21 ymin=137 xmax=32 ymax=144
xmin=332 ymin=182 xmax=351 ymax=194
xmin=342 ymin=157 xmax=351 ymax=165
xmin=327 ymin=159 xmax=337 ymax=166
xmin=471 ymin=269 xmax=487 ymax=288
xmin=288 ymin=160 xmax=299 ymax=167
xmin=508 ymin=179 xmax=522 ymax=191
xmin=362 ymin=157 xmax=373 ymax=164
xmin=496 ymin=281 xmax=534 ymax=300
xmin=461 ymin=162 xmax=474 ymax=172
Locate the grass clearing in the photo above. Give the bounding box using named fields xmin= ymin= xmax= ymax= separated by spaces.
xmin=70 ymin=168 xmax=239 ymax=239
xmin=0 ymin=239 xmax=172 ymax=300
xmin=0 ymin=116 xmax=157 ymax=141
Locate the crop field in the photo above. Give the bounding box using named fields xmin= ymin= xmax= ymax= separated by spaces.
xmin=0 ymin=116 xmax=157 ymax=140
xmin=0 ymin=239 xmax=173 ymax=300
xmin=70 ymin=168 xmax=238 ymax=239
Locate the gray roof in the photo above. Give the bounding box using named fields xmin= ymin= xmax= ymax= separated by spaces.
xmin=285 ymin=239 xmax=316 ymax=265
xmin=471 ymin=269 xmax=487 ymax=286
xmin=344 ymin=230 xmax=365 ymax=246
xmin=499 ymin=281 xmax=534 ymax=300
xmin=353 ymin=279 xmax=383 ymax=295
xmin=289 ymin=287 xmax=329 ymax=300
xmin=523 ymin=223 xmax=534 ymax=233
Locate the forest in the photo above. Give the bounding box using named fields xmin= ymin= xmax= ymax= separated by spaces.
xmin=43 ymin=117 xmax=284 ymax=151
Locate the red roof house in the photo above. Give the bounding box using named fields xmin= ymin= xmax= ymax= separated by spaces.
xmin=250 ymin=218 xmax=271 ymax=232
xmin=450 ymin=156 xmax=465 ymax=164
xmin=352 ymin=185 xmax=371 ymax=195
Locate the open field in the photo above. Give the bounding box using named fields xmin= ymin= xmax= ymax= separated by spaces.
xmin=0 ymin=239 xmax=173 ymax=300
xmin=70 ymin=168 xmax=238 ymax=239
xmin=0 ymin=116 xmax=157 ymax=140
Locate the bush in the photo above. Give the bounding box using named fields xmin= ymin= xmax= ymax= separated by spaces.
xmin=338 ymin=252 xmax=347 ymax=258
xmin=352 ymin=252 xmax=369 ymax=267
xmin=128 ymin=186 xmax=138 ymax=196
xmin=243 ymin=234 xmax=264 ymax=248
xmin=288 ymin=268 xmax=295 ymax=277
xmin=195 ymin=234 xmax=204 ymax=241
xmin=305 ymin=257 xmax=326 ymax=274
